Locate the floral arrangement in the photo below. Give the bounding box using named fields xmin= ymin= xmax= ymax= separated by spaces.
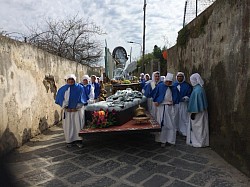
xmin=122 ymin=80 xmax=131 ymax=84
xmin=87 ymin=109 xmax=117 ymax=128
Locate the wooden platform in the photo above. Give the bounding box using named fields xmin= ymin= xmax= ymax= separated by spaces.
xmin=79 ymin=117 xmax=160 ymax=136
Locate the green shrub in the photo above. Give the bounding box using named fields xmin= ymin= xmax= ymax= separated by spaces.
xmin=122 ymin=80 xmax=131 ymax=84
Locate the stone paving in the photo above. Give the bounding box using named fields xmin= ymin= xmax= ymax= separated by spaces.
xmin=1 ymin=125 xmax=250 ymax=187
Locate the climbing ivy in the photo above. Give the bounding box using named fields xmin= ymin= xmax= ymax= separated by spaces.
xmin=177 ymin=27 xmax=190 ymax=48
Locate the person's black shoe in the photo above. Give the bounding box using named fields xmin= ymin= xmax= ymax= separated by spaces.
xmin=66 ymin=143 xmax=73 ymax=148
xmin=75 ymin=140 xmax=83 ymax=148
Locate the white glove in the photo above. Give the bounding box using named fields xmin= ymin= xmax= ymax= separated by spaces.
xmin=182 ymin=96 xmax=189 ymax=102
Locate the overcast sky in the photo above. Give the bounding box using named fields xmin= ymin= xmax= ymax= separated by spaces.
xmin=0 ymin=0 xmax=188 ymax=64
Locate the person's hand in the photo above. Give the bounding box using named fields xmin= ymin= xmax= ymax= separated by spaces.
xmin=155 ymin=102 xmax=159 ymax=107
xmin=191 ymin=113 xmax=196 ymax=120
xmin=182 ymin=96 xmax=189 ymax=102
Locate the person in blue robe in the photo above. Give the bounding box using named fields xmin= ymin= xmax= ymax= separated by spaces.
xmin=153 ymin=73 xmax=179 ymax=146
xmin=141 ymin=73 xmax=151 ymax=94
xmin=143 ymin=71 xmax=162 ymax=119
xmin=55 ymin=74 xmax=88 ymax=148
xmin=145 ymin=73 xmax=150 ymax=82
xmin=139 ymin=73 xmax=146 ymax=91
xmin=173 ymin=72 xmax=193 ymax=136
xmin=186 ymin=73 xmax=209 ymax=147
xmin=90 ymin=75 xmax=101 ymax=102
xmin=80 ymin=75 xmax=91 ymax=105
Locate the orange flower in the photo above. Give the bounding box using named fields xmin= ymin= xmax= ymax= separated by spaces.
xmin=98 ymin=110 xmax=105 ymax=116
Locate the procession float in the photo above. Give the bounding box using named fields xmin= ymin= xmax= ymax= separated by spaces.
xmin=79 ymin=46 xmax=160 ymax=137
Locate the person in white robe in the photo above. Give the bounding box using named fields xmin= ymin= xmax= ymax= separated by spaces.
xmin=141 ymin=73 xmax=151 ymax=94
xmin=143 ymin=71 xmax=162 ymax=142
xmin=186 ymin=73 xmax=209 ymax=147
xmin=145 ymin=73 xmax=150 ymax=82
xmin=153 ymin=73 xmax=179 ymax=146
xmin=90 ymin=75 xmax=101 ymax=103
xmin=173 ymin=72 xmax=192 ymax=136
xmin=55 ymin=74 xmax=88 ymax=148
xmin=160 ymin=76 xmax=165 ymax=82
xmin=143 ymin=71 xmax=162 ymax=119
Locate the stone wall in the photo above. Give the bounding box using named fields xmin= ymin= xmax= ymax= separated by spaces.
xmin=167 ymin=0 xmax=250 ymax=176
xmin=0 ymin=36 xmax=102 ymax=154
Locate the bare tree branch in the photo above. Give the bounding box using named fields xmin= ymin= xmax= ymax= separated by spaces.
xmin=26 ymin=15 xmax=105 ymax=66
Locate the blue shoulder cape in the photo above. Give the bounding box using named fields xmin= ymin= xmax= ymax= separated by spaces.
xmin=55 ymin=83 xmax=87 ymax=108
xmin=173 ymin=81 xmax=192 ymax=102
xmin=187 ymin=85 xmax=208 ymax=113
xmin=153 ymin=83 xmax=179 ymax=104
xmin=140 ymin=79 xmax=146 ymax=90
xmin=93 ymin=82 xmax=100 ymax=99
xmin=83 ymin=84 xmax=91 ymax=101
xmin=143 ymin=81 xmax=162 ymax=98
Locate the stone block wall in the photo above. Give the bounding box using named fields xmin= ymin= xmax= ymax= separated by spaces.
xmin=167 ymin=0 xmax=250 ymax=176
xmin=0 ymin=36 xmax=101 ymax=154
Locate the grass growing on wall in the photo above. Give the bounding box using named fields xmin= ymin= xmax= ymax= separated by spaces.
xmin=177 ymin=27 xmax=190 ymax=48
xmin=177 ymin=12 xmax=211 ymax=48
xmin=190 ymin=15 xmax=208 ymax=38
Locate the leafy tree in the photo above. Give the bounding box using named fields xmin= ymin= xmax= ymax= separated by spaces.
xmin=153 ymin=45 xmax=162 ymax=59
xmin=153 ymin=45 xmax=168 ymax=75
xmin=27 ymin=15 xmax=105 ymax=66
xmin=135 ymin=45 xmax=168 ymax=75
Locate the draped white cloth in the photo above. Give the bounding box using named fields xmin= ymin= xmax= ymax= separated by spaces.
xmin=147 ymin=80 xmax=158 ymax=119
xmin=176 ymin=102 xmax=189 ymax=136
xmin=62 ymin=87 xmax=84 ymax=143
xmin=158 ymin=104 xmax=176 ymax=144
xmin=186 ymin=111 xmax=209 ymax=147
xmin=190 ymin=73 xmax=204 ymax=87
xmin=156 ymin=87 xmax=177 ymax=144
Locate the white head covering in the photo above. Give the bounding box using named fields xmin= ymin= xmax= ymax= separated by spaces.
xmin=145 ymin=73 xmax=150 ymax=80
xmin=66 ymin=74 xmax=76 ymax=81
xmin=164 ymin=73 xmax=174 ymax=82
xmin=176 ymin=72 xmax=186 ymax=83
xmin=90 ymin=75 xmax=96 ymax=83
xmin=151 ymin=71 xmax=160 ymax=82
xmin=96 ymin=77 xmax=100 ymax=83
xmin=190 ymin=73 xmax=204 ymax=87
xmin=160 ymin=76 xmax=165 ymax=82
xmin=82 ymin=75 xmax=90 ymax=81
xmin=140 ymin=73 xmax=145 ymax=76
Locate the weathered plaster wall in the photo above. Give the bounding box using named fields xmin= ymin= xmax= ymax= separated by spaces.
xmin=167 ymin=0 xmax=250 ymax=176
xmin=0 ymin=36 xmax=102 ymax=154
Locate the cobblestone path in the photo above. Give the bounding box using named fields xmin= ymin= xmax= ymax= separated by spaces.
xmin=1 ymin=125 xmax=249 ymax=187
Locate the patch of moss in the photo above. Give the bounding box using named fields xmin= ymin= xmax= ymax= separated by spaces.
xmin=177 ymin=27 xmax=190 ymax=48
xmin=190 ymin=15 xmax=208 ymax=38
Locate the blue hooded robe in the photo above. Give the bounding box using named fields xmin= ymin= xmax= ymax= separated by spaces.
xmin=187 ymin=84 xmax=208 ymax=113
xmin=55 ymin=83 xmax=88 ymax=108
xmin=80 ymin=83 xmax=91 ymax=102
xmin=173 ymin=81 xmax=192 ymax=102
xmin=143 ymin=81 xmax=163 ymax=98
xmin=153 ymin=83 xmax=179 ymax=104
xmin=92 ymin=82 xmax=100 ymax=99
xmin=139 ymin=78 xmax=146 ymax=90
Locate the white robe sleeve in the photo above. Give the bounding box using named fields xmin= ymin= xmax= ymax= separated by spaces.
xmin=62 ymin=87 xmax=70 ymax=108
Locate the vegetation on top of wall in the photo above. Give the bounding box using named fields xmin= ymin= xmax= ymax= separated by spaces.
xmin=190 ymin=15 xmax=208 ymax=38
xmin=177 ymin=7 xmax=212 ymax=48
xmin=177 ymin=27 xmax=190 ymax=48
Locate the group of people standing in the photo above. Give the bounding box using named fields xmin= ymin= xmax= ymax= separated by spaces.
xmin=55 ymin=71 xmax=209 ymax=149
xmin=55 ymin=74 xmax=101 ymax=147
xmin=140 ymin=71 xmax=209 ymax=148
